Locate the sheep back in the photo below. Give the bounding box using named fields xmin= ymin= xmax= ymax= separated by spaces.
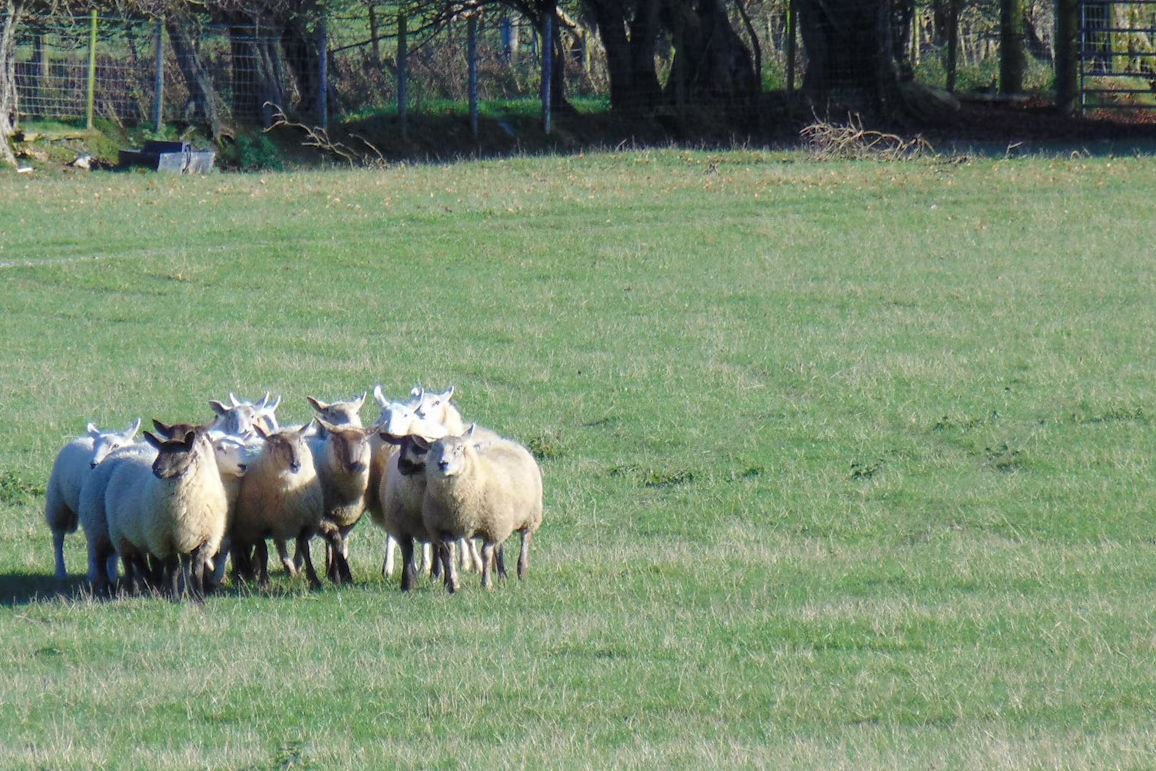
xmin=422 ymin=437 xmax=543 ymax=546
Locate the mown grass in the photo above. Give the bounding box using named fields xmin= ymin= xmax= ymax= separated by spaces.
xmin=1 ymin=150 xmax=1156 ymax=769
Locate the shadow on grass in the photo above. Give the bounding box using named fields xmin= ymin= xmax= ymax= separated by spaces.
xmin=0 ymin=573 xmax=86 ymax=607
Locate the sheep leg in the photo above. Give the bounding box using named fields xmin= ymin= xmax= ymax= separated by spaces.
xmin=426 ymin=542 xmax=439 ymax=579
xmin=494 ymin=543 xmax=508 ymax=580
xmin=382 ymin=535 xmax=397 ymax=578
xmin=296 ymin=533 xmax=322 ymax=590
xmin=517 ymin=531 xmax=532 ymax=579
xmin=457 ymin=537 xmax=471 ymax=572
xmin=89 ymin=540 xmax=112 ymax=598
xmin=52 ymin=530 xmax=67 ymax=581
xmin=276 ymin=539 xmax=298 ymax=577
xmin=165 ymin=554 xmax=182 ymax=600
xmin=255 ymin=540 xmax=271 ymax=588
xmin=118 ymin=553 xmax=136 ymax=595
xmin=438 ymin=540 xmax=459 ymax=594
xmin=190 ymin=547 xmax=210 ymax=603
xmin=479 ymin=541 xmax=496 ymax=589
xmin=398 ymin=535 xmax=417 ymax=592
xmin=469 ymin=539 xmax=484 ymax=573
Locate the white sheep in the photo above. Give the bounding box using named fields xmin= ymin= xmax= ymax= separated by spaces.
xmin=78 ymin=441 xmax=153 ymax=595
xmin=139 ymin=419 xmax=263 ymax=592
xmin=104 ymin=428 xmax=229 ymax=600
xmin=44 ymin=418 xmax=141 ymax=580
xmin=231 ymin=423 xmax=325 ymax=589
xmin=209 ymin=392 xmax=281 ymax=438
xmin=308 ymin=418 xmax=372 ymax=584
xmin=419 ymin=425 xmax=543 ymax=593
xmin=412 ymin=385 xmax=499 ymax=573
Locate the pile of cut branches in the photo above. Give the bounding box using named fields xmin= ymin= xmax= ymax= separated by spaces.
xmin=800 ymin=115 xmax=934 ymax=161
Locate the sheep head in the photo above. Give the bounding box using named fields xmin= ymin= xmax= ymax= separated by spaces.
xmin=317 ymin=419 xmax=372 ymax=474
xmin=306 ymin=392 xmax=366 ymax=429
xmin=255 ymin=423 xmax=312 ymax=475
xmin=88 ymin=417 xmax=142 ymax=467
xmin=144 ymin=428 xmax=211 ymax=480
xmin=423 ymin=425 xmax=477 ymax=479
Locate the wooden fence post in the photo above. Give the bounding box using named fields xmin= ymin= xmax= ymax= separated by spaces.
xmin=152 ymin=18 xmax=164 ymax=133
xmin=86 ymin=9 xmax=97 ymax=130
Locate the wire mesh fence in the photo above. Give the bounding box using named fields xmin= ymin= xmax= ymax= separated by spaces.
xmin=3 ymin=2 xmax=1146 ymax=133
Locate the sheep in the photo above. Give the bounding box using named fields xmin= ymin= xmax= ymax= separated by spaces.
xmin=231 ymin=423 xmax=325 ymax=589
xmin=151 ymin=420 xmax=264 ymax=591
xmin=377 ymin=434 xmax=442 ymax=591
xmin=419 ymin=425 xmax=543 ymax=593
xmin=104 ymin=428 xmax=229 ymax=601
xmin=44 ymin=418 xmax=141 ymax=580
xmin=209 ymin=392 xmax=281 ymax=438
xmin=306 ymin=392 xmax=366 ymax=437
xmin=368 ymin=387 xmax=458 ymax=579
xmin=308 ymin=418 xmax=372 ymax=584
xmin=78 ymin=441 xmax=154 ymax=595
xmin=412 ymin=385 xmax=501 ymax=573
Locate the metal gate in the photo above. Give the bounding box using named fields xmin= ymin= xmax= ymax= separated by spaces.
xmin=1079 ymin=0 xmax=1156 ymax=111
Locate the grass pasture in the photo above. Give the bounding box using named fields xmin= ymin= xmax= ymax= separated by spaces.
xmin=1 ymin=150 xmax=1156 ymax=769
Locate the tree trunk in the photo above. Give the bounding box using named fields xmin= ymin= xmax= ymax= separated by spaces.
xmin=0 ymin=0 xmax=23 ymax=166
xmin=166 ymin=18 xmax=229 ymax=139
xmin=1000 ymin=0 xmax=1025 ymax=94
xmin=666 ymin=0 xmax=757 ymax=109
xmin=281 ymin=19 xmax=319 ymax=117
xmin=584 ymin=0 xmax=662 ymax=112
xmin=796 ymin=0 xmax=903 ymax=117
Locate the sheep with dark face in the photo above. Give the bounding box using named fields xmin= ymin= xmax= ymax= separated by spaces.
xmin=104 ymin=428 xmax=229 ymax=601
xmin=419 ymin=426 xmax=543 ymax=593
xmin=44 ymin=418 xmax=141 ymax=580
xmin=231 ymin=424 xmax=324 ymax=589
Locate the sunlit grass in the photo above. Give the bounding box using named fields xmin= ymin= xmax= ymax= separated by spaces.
xmin=1 ymin=150 xmax=1156 ymax=769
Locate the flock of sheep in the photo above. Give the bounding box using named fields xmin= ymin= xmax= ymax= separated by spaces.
xmin=43 ymin=386 xmax=544 ymax=601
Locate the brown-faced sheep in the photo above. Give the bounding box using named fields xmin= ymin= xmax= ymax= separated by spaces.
xmin=231 ymin=424 xmax=325 ymax=589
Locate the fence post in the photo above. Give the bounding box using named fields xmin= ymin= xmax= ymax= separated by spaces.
xmin=785 ymin=0 xmax=796 ymax=94
xmin=468 ymin=9 xmax=478 ymax=139
xmin=398 ymin=5 xmax=408 ymax=139
xmin=1055 ymin=0 xmax=1078 ymax=115
xmin=86 ymin=9 xmax=97 ymax=130
xmin=317 ymin=13 xmax=328 ymax=129
xmin=152 ymin=18 xmax=164 ymax=133
xmin=541 ymin=8 xmax=552 ymax=134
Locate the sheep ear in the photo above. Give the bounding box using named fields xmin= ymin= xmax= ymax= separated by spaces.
xmin=316 ymin=417 xmax=337 ymax=434
xmin=353 ymin=392 xmax=367 ymax=409
xmin=445 ymin=385 xmax=455 ymax=400
xmin=254 ymin=424 xmax=270 ymax=440
xmin=86 ymin=422 xmax=101 ymax=437
xmin=265 ymin=393 xmax=281 ymax=411
xmin=229 ymin=393 xmax=242 ymax=407
xmin=143 ymin=431 xmax=164 ymax=450
xmin=373 ymin=385 xmax=388 ymax=407
xmin=209 ymin=400 xmax=228 ymax=416
xmin=410 ymin=435 xmax=431 ymax=451
xmin=306 ymin=396 xmax=327 ymax=412
xmin=153 ymin=418 xmax=173 ymax=436
xmin=463 ymin=423 xmax=475 ymax=440
xmin=125 ymin=417 xmax=142 ymax=438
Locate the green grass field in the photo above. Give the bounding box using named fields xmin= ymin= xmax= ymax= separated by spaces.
xmin=1 ymin=149 xmax=1155 ymax=769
